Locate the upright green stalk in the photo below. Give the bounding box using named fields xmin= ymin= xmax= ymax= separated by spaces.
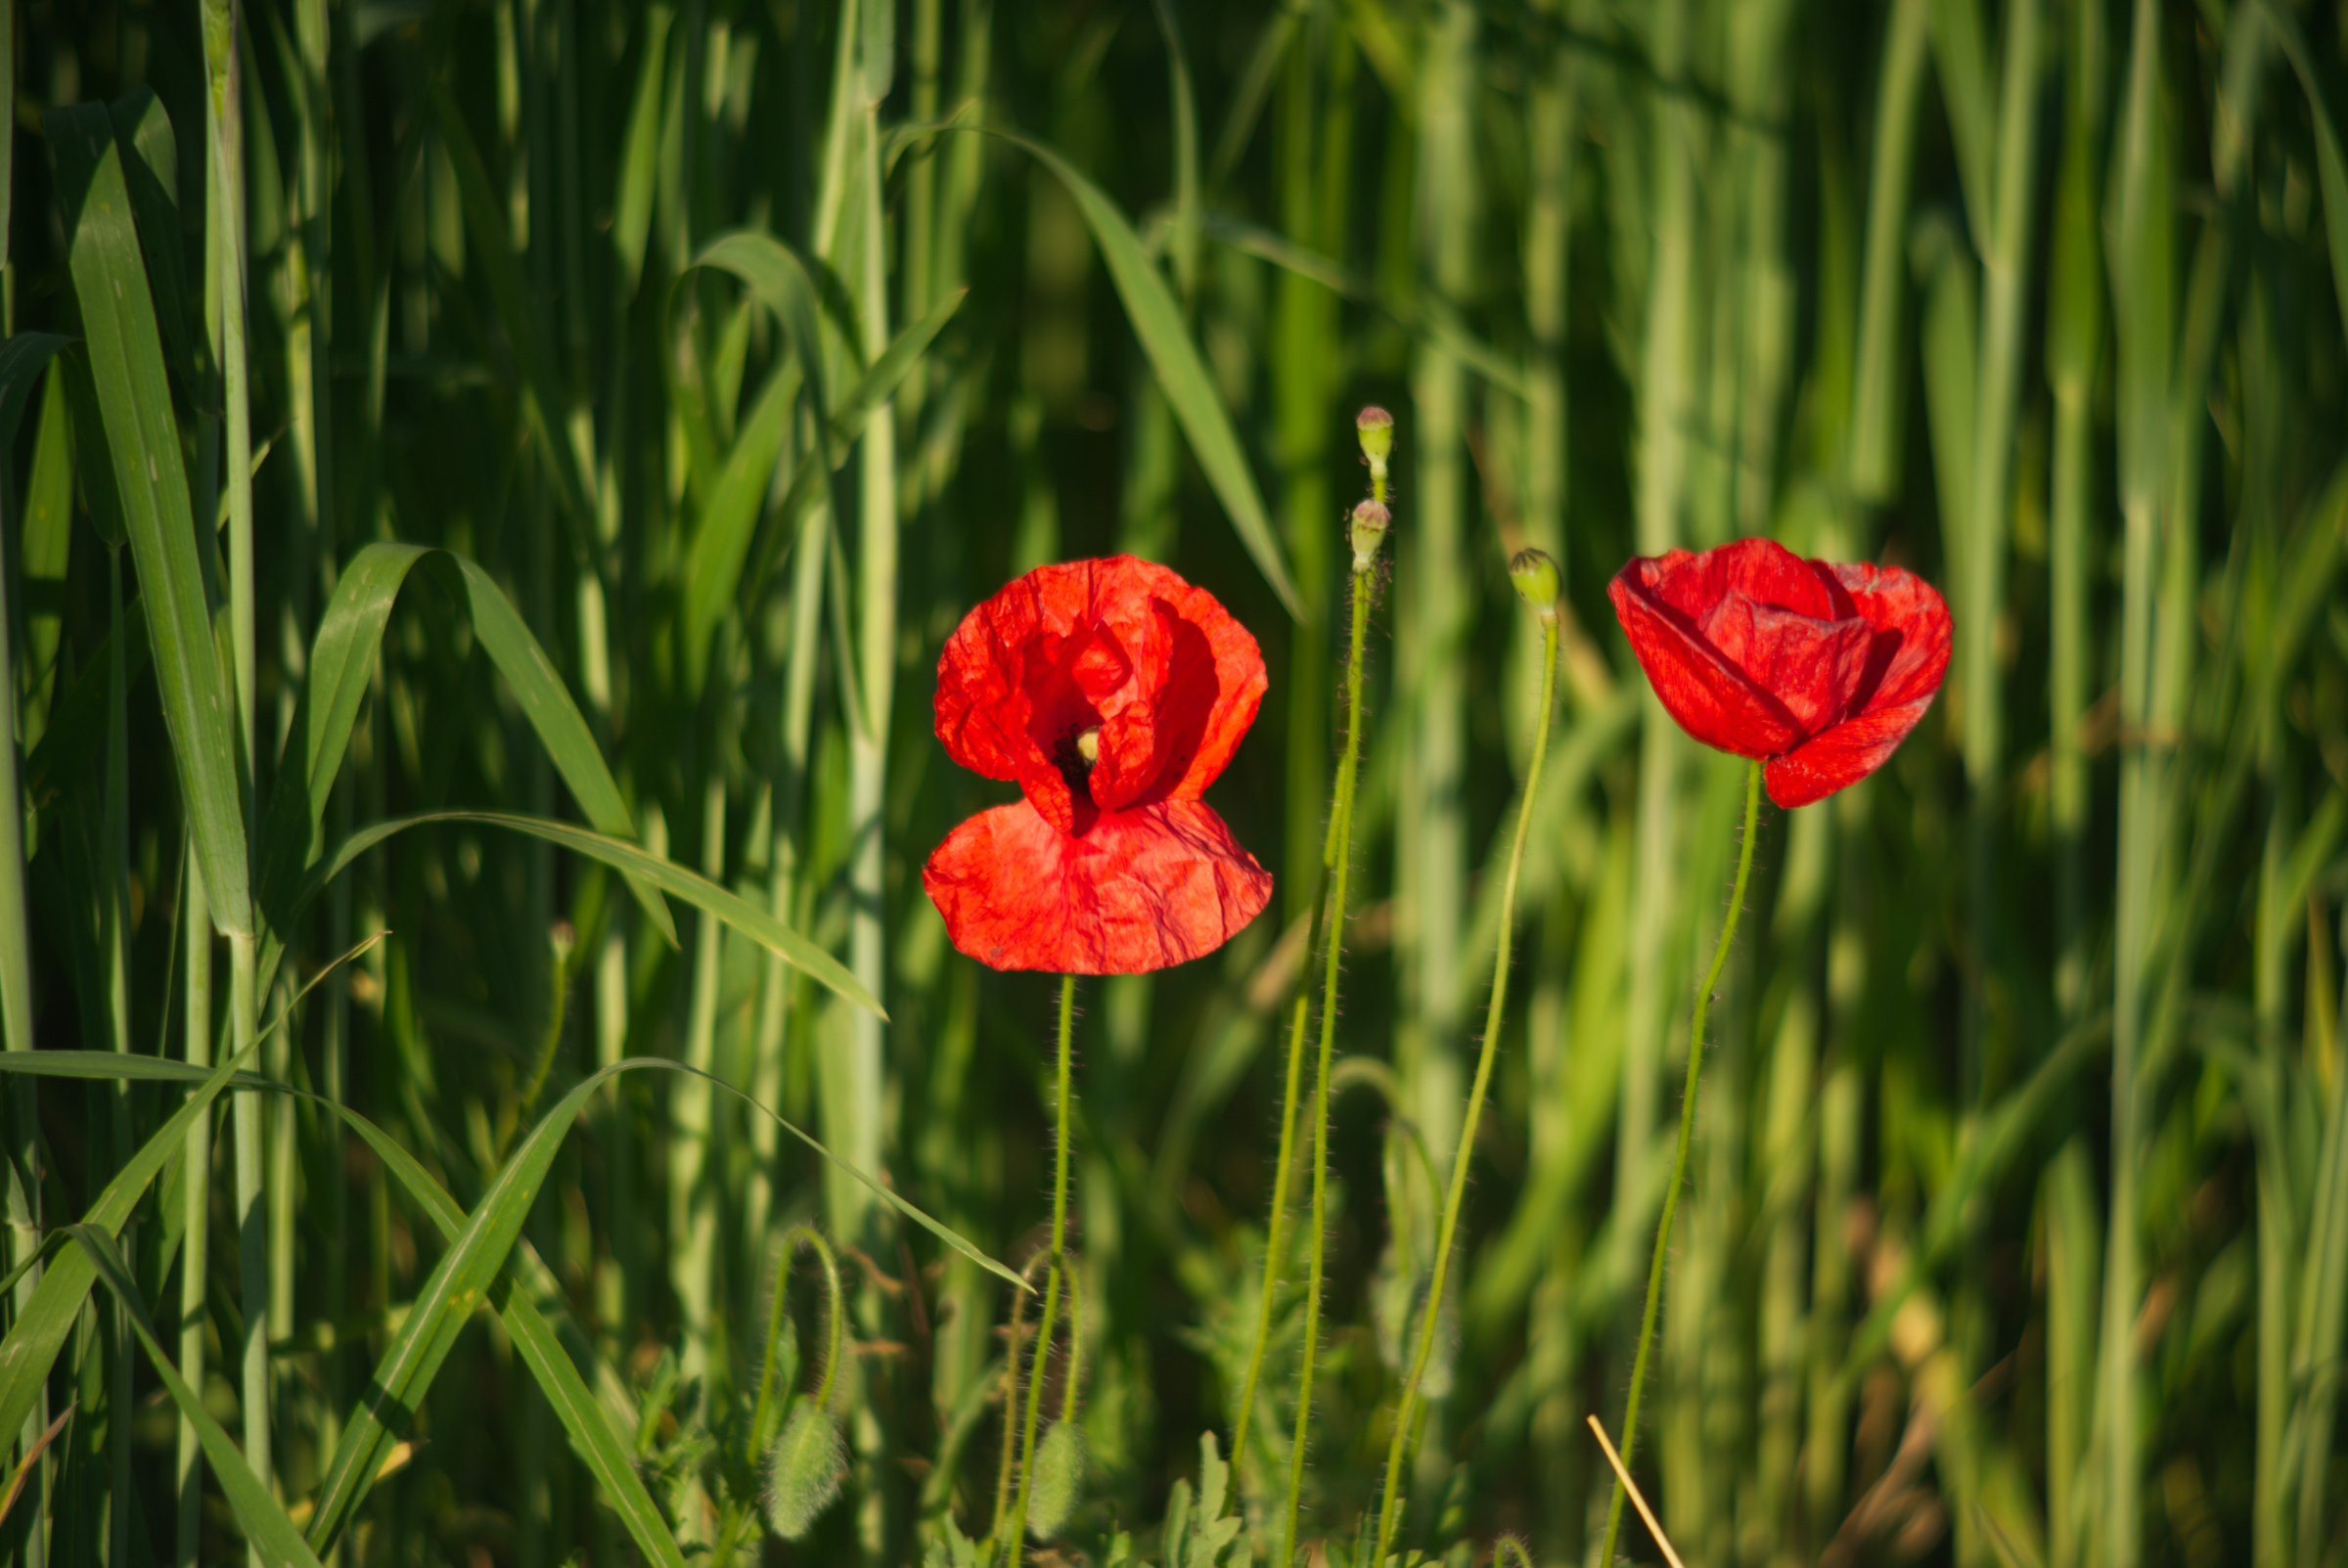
xmin=0 ymin=364 xmax=45 ymax=1568
xmin=1371 ymin=555 xmax=1562 ymax=1566
xmin=672 ymin=772 xmax=727 ymax=1421
xmin=204 ymin=0 xmax=271 ymax=1538
xmin=2103 ymin=5 xmax=2170 ymax=1563
xmin=2047 ymin=0 xmax=2103 ymax=1027
xmin=1005 ymin=975 xmax=1079 ymax=1555
xmin=1849 ymin=0 xmax=1931 ymax=503
xmin=1398 ymin=0 xmax=1476 ymax=1189
xmin=1599 ymin=758 xmax=1766 ymax=1568
xmin=1959 ymin=0 xmax=2041 ymax=1102
xmin=1617 ymin=0 xmax=1694 ymax=1321
xmin=104 ymin=547 xmax=133 ymax=1568
xmin=178 ymin=860 xmax=212 ymax=1568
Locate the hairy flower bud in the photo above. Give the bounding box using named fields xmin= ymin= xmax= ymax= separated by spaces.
xmin=763 ymin=1402 xmax=848 ymax=1541
xmin=1024 ymin=1421 xmax=1086 ymax=1540
xmin=1356 ymin=406 xmax=1393 ymax=470
xmin=1350 ymin=501 xmax=1391 ymax=573
xmin=1510 ymin=548 xmax=1561 ymax=620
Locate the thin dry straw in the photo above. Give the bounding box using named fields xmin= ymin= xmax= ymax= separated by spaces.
xmin=1587 ymin=1415 xmax=1685 ymax=1568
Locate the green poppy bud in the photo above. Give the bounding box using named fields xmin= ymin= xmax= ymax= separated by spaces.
xmin=763 ymin=1402 xmax=848 ymax=1541
xmin=1024 ymin=1421 xmax=1086 ymax=1540
xmin=1510 ymin=548 xmax=1561 ymax=620
xmin=1356 ymin=405 xmax=1394 ymax=470
xmin=1350 ymin=500 xmax=1391 ymax=573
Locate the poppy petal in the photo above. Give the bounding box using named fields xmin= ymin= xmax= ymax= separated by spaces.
xmin=922 ymin=797 xmax=1274 ymax=974
xmin=932 ymin=557 xmax=1266 ymax=831
xmin=1764 ymin=692 xmax=1940 ymax=808
xmin=1829 ymin=561 xmax=1954 ymax=716
xmin=1608 ymin=566 xmax=1804 ymax=758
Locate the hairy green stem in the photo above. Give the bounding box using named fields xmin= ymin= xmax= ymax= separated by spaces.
xmin=751 ymin=1226 xmax=844 ymax=1465
xmin=1371 ymin=615 xmax=1559 ymax=1565
xmin=1229 ymin=874 xmax=1326 ymax=1475
xmin=1005 ymin=973 xmax=1078 ymax=1557
xmin=1280 ymin=553 xmax=1377 ymax=1562
xmin=1598 ymin=756 xmax=1764 ymax=1568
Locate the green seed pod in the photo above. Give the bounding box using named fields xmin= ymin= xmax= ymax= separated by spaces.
xmin=1509 ymin=548 xmax=1561 ymax=619
xmin=1350 ymin=500 xmax=1391 ymax=573
xmin=1023 ymin=1421 xmax=1086 ymax=1541
xmin=763 ymin=1401 xmax=849 ymax=1541
xmin=1356 ymin=405 xmax=1394 ymax=468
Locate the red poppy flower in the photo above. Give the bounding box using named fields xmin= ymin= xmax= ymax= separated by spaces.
xmin=923 ymin=556 xmax=1274 ymax=973
xmin=1607 ymin=537 xmax=1953 ymax=809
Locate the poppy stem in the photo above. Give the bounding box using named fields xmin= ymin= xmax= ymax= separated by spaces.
xmin=1595 ymin=754 xmax=1766 ymax=1568
xmin=1004 ymin=972 xmax=1078 ymax=1558
xmin=1229 ymin=864 xmax=1328 ymax=1475
xmin=1370 ymin=612 xmax=1561 ymax=1568
xmin=1279 ymin=541 xmax=1380 ymax=1564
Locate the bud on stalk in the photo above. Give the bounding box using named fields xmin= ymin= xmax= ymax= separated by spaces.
xmin=1350 ymin=501 xmax=1391 ymax=575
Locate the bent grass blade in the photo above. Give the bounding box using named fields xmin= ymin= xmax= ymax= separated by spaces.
xmin=68 ymin=1225 xmax=324 ymax=1568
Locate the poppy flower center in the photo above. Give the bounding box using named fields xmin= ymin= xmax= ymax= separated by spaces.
xmin=1053 ymin=724 xmax=1105 ymax=798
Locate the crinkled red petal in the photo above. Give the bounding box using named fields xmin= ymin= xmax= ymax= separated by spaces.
xmin=931 ymin=557 xmax=1267 ymax=834
xmin=1607 ymin=565 xmax=1803 ymax=758
xmin=922 ymin=797 xmax=1273 ymax=974
xmin=1764 ymin=693 xmax=1940 ymax=807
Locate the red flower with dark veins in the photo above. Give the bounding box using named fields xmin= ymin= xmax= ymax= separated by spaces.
xmin=923 ymin=556 xmax=1274 ymax=973
xmin=1607 ymin=537 xmax=1953 ymax=808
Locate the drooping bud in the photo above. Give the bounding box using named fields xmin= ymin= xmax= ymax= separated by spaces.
xmin=763 ymin=1402 xmax=849 ymax=1540
xmin=1355 ymin=406 xmax=1394 ymax=471
xmin=1350 ymin=500 xmax=1391 ymax=573
xmin=1510 ymin=548 xmax=1561 ymax=621
xmin=1024 ymin=1421 xmax=1086 ymax=1540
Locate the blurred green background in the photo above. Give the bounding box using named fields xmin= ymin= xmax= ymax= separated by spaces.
xmin=3 ymin=0 xmax=2348 ymax=1565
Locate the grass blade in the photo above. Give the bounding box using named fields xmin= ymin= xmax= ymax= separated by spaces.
xmin=65 ymin=1225 xmax=323 ymax=1568
xmin=46 ymin=104 xmax=250 ymax=936
xmin=999 ymin=130 xmax=1301 ymax=617
xmin=0 ymin=1037 xmax=256 ymax=1455
xmin=298 ymin=810 xmax=880 ymax=1016
xmin=258 ymin=543 xmax=674 ymax=950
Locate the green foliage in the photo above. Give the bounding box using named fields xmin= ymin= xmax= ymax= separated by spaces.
xmin=6 ymin=3 xmax=2348 ymax=1567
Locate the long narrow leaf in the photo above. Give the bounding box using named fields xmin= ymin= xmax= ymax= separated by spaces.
xmin=996 ymin=131 xmax=1302 ymax=617
xmin=299 ymin=808 xmax=877 ymax=1013
xmin=3 ymin=1052 xmax=686 ymax=1568
xmin=0 ymin=1038 xmax=256 ymax=1453
xmin=257 ymin=544 xmax=675 ymax=953
xmin=66 ymin=1225 xmax=325 ymax=1568
xmin=46 ymin=104 xmax=250 ymax=935
xmin=304 ymin=1047 xmax=1015 ymax=1548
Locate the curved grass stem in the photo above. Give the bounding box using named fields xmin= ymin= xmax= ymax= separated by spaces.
xmin=1595 ymin=755 xmax=1765 ymax=1568
xmin=1370 ymin=616 xmax=1561 ymax=1565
